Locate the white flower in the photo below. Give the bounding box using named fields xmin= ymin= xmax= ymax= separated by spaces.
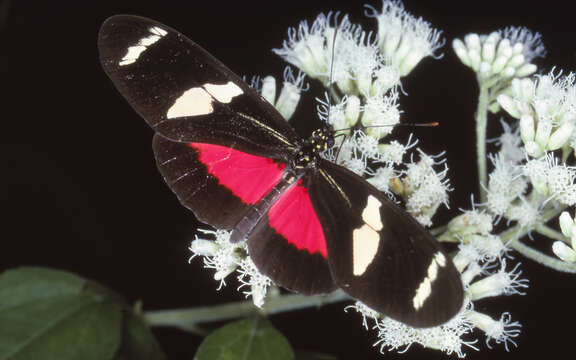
xmin=466 ymin=312 xmax=521 ymax=351
xmin=446 ymin=209 xmax=494 ymax=238
xmin=274 ymin=12 xmax=401 ymax=96
xmin=552 ymin=241 xmax=576 ymax=263
xmin=316 ymin=94 xmax=360 ymax=133
xmin=371 ymin=65 xmax=401 ymax=97
xmin=189 ymin=229 xmax=273 ymax=306
xmin=366 ymin=167 xmax=393 ymax=194
xmin=236 ymin=257 xmax=273 ymax=308
xmin=273 ymin=12 xmax=337 ymax=84
xmin=498 ymin=71 xmax=576 ymax=157
xmin=523 ymin=154 xmax=576 ymax=205
xmin=452 ymin=231 xmax=507 ymax=274
xmin=485 ymin=154 xmax=526 ymax=216
xmin=495 ymin=120 xmax=525 ymax=164
xmin=453 ymin=27 xmax=544 ymax=83
xmin=366 ymin=0 xmax=444 ymax=76
xmin=360 ymin=90 xmax=401 ymax=139
xmin=329 ymin=18 xmax=390 ymax=96
xmin=378 ymin=135 xmax=417 ymax=164
xmin=522 ymin=155 xmax=550 ymax=194
xmin=403 ymin=152 xmax=451 ymax=226
xmin=345 ymin=301 xmax=381 ymax=329
xmin=255 ymin=67 xmax=308 ymax=121
xmin=468 ymin=261 xmax=528 ymax=300
xmin=189 ymin=229 xmax=241 ymax=289
xmin=353 ymin=130 xmax=380 ymax=159
xmin=552 ymin=211 xmax=576 ymax=263
xmin=506 ymin=196 xmax=542 ymax=229
xmin=371 ymin=301 xmax=477 ymax=358
xmin=276 ymin=67 xmax=308 ymax=120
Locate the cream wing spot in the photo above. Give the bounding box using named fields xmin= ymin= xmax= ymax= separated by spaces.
xmin=204 ymin=81 xmax=243 ymax=103
xmin=119 ymin=46 xmax=147 ymax=66
xmin=434 ymin=251 xmax=446 ymax=267
xmin=119 ymin=26 xmax=167 ymax=66
xmin=167 ymin=88 xmax=213 ymax=118
xmin=352 ymin=225 xmax=380 ymax=276
xmin=412 ymin=251 xmax=447 ymax=310
xmin=427 ymin=259 xmax=439 ymax=280
xmin=412 ymin=278 xmax=432 ymax=311
xmin=362 ymin=195 xmax=383 ymax=231
xmin=149 ymin=26 xmax=168 ymax=37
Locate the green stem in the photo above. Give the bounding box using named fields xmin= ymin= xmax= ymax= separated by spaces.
xmin=499 ymin=207 xmax=576 ymax=272
xmin=535 ymin=224 xmax=569 ymax=243
xmin=475 ymin=83 xmax=490 ymax=203
xmin=144 ymin=289 xmax=350 ymax=332
xmin=509 ymin=239 xmax=576 ymax=273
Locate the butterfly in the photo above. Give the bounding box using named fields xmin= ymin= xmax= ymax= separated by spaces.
xmin=98 ymin=15 xmax=463 ymax=327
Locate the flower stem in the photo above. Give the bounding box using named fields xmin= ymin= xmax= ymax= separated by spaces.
xmin=144 ymin=289 xmax=350 ymax=332
xmin=475 ymin=83 xmax=490 ymax=203
xmin=499 ymin=207 xmax=576 ymax=272
xmin=535 ymin=224 xmax=569 ymax=243
xmin=510 ymin=239 xmax=576 ymax=273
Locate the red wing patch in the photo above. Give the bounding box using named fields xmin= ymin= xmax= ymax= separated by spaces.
xmin=268 ymin=181 xmax=327 ymax=257
xmin=190 ymin=143 xmax=285 ymax=205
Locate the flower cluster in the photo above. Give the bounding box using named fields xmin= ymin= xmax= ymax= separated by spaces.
xmin=452 ymin=27 xmax=544 ymax=87
xmin=186 ymin=1 xmax=576 ymax=357
xmin=273 ymin=0 xmax=443 ymax=97
xmin=498 ymin=71 xmax=576 ymax=157
xmin=273 ymin=1 xmax=452 ymax=229
xmin=448 ymin=5 xmax=576 ymax=357
xmin=366 ymin=0 xmax=444 ymax=76
xmin=189 ymin=229 xmax=272 ymax=307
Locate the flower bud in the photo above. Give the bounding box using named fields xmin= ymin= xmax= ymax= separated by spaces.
xmin=552 ymin=241 xmax=576 ymax=263
xmin=559 ymin=211 xmax=574 ymax=237
xmin=261 ymin=76 xmax=276 ymax=105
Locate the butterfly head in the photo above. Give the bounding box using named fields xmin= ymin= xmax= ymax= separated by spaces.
xmin=292 ymin=127 xmax=335 ymax=169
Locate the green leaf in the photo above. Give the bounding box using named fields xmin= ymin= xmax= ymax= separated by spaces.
xmin=0 ymin=267 xmax=124 ymax=360
xmin=294 ymin=350 xmax=337 ymax=360
xmin=115 ymin=311 xmax=166 ymax=360
xmin=195 ymin=316 xmax=294 ymax=360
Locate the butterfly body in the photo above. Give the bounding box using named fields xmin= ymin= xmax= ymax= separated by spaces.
xmin=98 ymin=15 xmax=464 ymax=327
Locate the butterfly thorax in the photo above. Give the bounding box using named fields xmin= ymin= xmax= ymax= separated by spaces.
xmin=292 ymin=128 xmax=334 ymax=170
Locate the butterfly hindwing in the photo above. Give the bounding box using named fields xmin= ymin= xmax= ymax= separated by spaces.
xmin=98 ymin=15 xmax=299 ymax=158
xmin=246 ymin=180 xmax=336 ymax=295
xmin=309 ymin=159 xmax=464 ymax=327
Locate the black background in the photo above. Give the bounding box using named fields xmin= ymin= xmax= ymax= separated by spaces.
xmin=2 ymin=0 xmax=576 ymax=359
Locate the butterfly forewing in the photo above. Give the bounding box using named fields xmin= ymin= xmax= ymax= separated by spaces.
xmin=309 ymin=159 xmax=464 ymax=327
xmin=153 ymin=135 xmax=286 ymax=229
xmin=98 ymin=15 xmax=299 ymax=158
xmin=99 ymin=15 xmax=300 ymax=228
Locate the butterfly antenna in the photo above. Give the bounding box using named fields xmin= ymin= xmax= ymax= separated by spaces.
xmin=327 ymin=15 xmax=345 ymax=163
xmin=363 ymin=122 xmax=440 ymax=129
xmin=334 ymin=132 xmax=347 ymax=163
xmin=326 ymin=15 xmax=339 ymax=129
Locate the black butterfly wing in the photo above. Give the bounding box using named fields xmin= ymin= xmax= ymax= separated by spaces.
xmin=98 ymin=15 xmax=299 ymax=158
xmin=98 ymin=15 xmax=300 ymax=229
xmin=152 ymin=135 xmax=287 ymax=229
xmin=309 ymin=159 xmax=464 ymax=327
xmin=245 ymin=180 xmax=336 ymax=295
